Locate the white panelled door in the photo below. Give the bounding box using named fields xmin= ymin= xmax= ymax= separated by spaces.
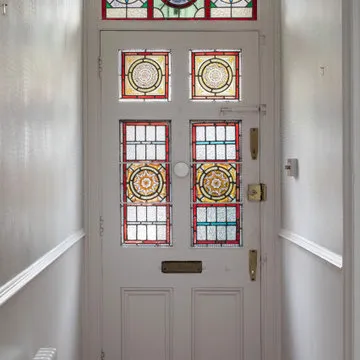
xmin=101 ymin=31 xmax=261 ymax=360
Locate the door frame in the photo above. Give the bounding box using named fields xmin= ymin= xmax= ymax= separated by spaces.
xmin=82 ymin=0 xmax=282 ymax=360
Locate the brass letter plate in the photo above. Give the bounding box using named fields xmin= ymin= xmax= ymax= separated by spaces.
xmin=161 ymin=261 xmax=202 ymax=274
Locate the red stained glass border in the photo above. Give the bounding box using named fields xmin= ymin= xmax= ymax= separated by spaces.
xmin=191 ymin=51 xmax=240 ymax=101
xmin=103 ymin=0 xmax=257 ymax=20
xmin=121 ymin=121 xmax=171 ymax=245
xmin=120 ymin=51 xmax=170 ymax=100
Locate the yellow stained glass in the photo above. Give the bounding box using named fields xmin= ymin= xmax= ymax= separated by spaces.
xmin=120 ymin=51 xmax=170 ymax=101
xmin=127 ymin=163 xmax=167 ymax=203
xmin=191 ymin=50 xmax=240 ymax=101
xmin=196 ymin=163 xmax=237 ymax=203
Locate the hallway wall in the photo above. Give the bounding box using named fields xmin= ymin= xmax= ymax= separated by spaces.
xmin=280 ymin=0 xmax=344 ymax=358
xmin=0 ymin=0 xmax=84 ymax=359
xmin=0 ymin=241 xmax=83 ymax=360
xmin=0 ymin=0 xmax=83 ymax=285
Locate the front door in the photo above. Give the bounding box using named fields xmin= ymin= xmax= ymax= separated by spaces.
xmin=101 ymin=31 xmax=261 ymax=360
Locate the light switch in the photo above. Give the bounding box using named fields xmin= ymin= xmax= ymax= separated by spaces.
xmin=285 ymin=158 xmax=298 ymax=178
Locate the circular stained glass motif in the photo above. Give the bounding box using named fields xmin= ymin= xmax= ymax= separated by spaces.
xmin=198 ymin=59 xmax=233 ymax=94
xmin=129 ymin=166 xmax=164 ymax=200
xmin=199 ymin=166 xmax=234 ymax=201
xmin=162 ymin=0 xmax=197 ymax=8
xmin=128 ymin=59 xmax=162 ymax=92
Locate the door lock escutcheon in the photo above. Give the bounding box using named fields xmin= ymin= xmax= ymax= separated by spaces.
xmin=247 ymin=184 xmax=267 ymax=202
xmin=249 ymin=250 xmax=258 ymax=281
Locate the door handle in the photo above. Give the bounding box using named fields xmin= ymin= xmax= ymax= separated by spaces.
xmin=249 ymin=250 xmax=258 ymax=281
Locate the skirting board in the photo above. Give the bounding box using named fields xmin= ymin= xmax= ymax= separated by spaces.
xmin=0 ymin=229 xmax=85 ymax=307
xmin=279 ymin=229 xmax=343 ymax=269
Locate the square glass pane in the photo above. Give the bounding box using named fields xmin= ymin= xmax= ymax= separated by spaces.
xmin=119 ymin=51 xmax=171 ymax=101
xmin=190 ymin=50 xmax=241 ymax=101
xmin=195 ymin=163 xmax=239 ymax=203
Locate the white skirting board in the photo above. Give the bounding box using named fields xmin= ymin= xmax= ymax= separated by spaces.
xmin=0 ymin=229 xmax=85 ymax=307
xmin=279 ymin=229 xmax=343 ymax=269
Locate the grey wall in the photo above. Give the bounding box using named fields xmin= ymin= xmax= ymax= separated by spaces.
xmin=281 ymin=0 xmax=344 ymax=358
xmin=0 ymin=0 xmax=83 ymax=285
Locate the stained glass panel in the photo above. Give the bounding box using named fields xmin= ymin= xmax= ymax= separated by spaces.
xmin=121 ymin=121 xmax=171 ymax=245
xmin=126 ymin=163 xmax=168 ymax=203
xmin=119 ymin=51 xmax=171 ymax=101
xmin=195 ymin=163 xmax=239 ymax=203
xmin=104 ymin=0 xmax=256 ymax=20
xmin=191 ymin=122 xmax=242 ymax=247
xmin=190 ymin=50 xmax=241 ymax=101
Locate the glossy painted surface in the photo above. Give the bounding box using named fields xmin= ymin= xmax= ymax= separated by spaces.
xmin=281 ymin=0 xmax=343 ymax=255
xmin=101 ymin=31 xmax=261 ymax=360
xmin=281 ymin=0 xmax=344 ymax=358
xmin=0 ymin=241 xmax=84 ymax=360
xmin=0 ymin=0 xmax=83 ymax=285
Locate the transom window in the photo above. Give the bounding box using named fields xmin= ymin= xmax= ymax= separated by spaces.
xmin=103 ymin=0 xmax=256 ymax=20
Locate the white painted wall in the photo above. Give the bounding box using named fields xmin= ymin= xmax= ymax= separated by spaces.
xmin=0 ymin=0 xmax=83 ymax=359
xmin=281 ymin=241 xmax=343 ymax=360
xmin=281 ymin=0 xmax=343 ymax=255
xmin=281 ymin=0 xmax=344 ymax=358
xmin=0 ymin=0 xmax=83 ymax=285
xmin=0 ymin=241 xmax=83 ymax=360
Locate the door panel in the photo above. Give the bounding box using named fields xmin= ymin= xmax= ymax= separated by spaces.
xmin=101 ymin=31 xmax=261 ymax=360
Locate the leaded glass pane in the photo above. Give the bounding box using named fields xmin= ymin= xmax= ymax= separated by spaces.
xmin=119 ymin=51 xmax=171 ymax=101
xmin=104 ymin=0 xmax=256 ymax=20
xmin=195 ymin=163 xmax=238 ymax=203
xmin=191 ymin=121 xmax=242 ymax=247
xmin=192 ymin=123 xmax=239 ymax=161
xmin=121 ymin=121 xmax=171 ymax=246
xmin=190 ymin=50 xmax=241 ymax=101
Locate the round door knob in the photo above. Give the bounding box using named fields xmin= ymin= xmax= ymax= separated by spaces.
xmin=174 ymin=162 xmax=189 ymax=178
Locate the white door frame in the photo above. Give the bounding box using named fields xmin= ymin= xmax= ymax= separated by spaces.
xmin=344 ymin=0 xmax=360 ymax=359
xmin=82 ymin=0 xmax=282 ymax=359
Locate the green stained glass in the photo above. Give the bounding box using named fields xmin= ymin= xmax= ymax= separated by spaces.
xmin=104 ymin=0 xmax=256 ymax=20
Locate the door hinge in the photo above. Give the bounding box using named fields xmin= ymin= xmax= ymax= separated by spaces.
xmin=99 ymin=216 xmax=104 ymax=238
xmin=100 ymin=349 xmax=105 ymax=360
xmin=247 ymin=183 xmax=267 ymax=202
xmin=98 ymin=57 xmax=103 ymax=77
